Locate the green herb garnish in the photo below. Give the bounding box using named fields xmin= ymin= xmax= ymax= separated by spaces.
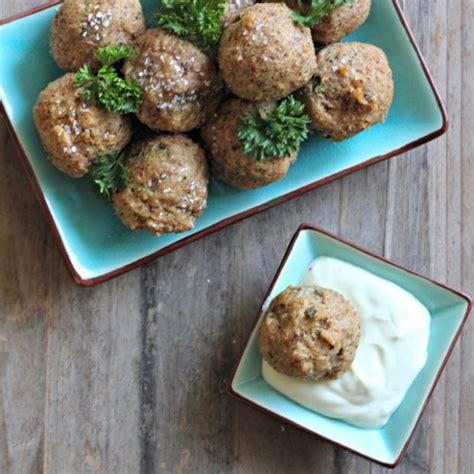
xmin=237 ymin=96 xmax=310 ymax=161
xmin=155 ymin=0 xmax=225 ymax=53
xmin=155 ymin=143 xmax=171 ymax=157
xmin=292 ymin=0 xmax=351 ymax=28
xmin=89 ymin=148 xmax=129 ymax=199
xmin=305 ymin=305 xmax=318 ymax=318
xmin=94 ymin=45 xmax=136 ymax=68
xmin=75 ymin=45 xmax=143 ymax=114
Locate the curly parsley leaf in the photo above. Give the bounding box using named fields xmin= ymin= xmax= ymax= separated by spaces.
xmin=237 ymin=96 xmax=310 ymax=161
xmin=74 ymin=46 xmax=143 ymax=114
xmin=74 ymin=64 xmax=96 ymax=100
xmin=292 ymin=0 xmax=351 ymax=28
xmin=155 ymin=0 xmax=225 ymax=53
xmin=95 ymin=66 xmax=143 ymax=114
xmin=89 ymin=149 xmax=129 ymax=200
xmin=94 ymin=45 xmax=136 ymax=67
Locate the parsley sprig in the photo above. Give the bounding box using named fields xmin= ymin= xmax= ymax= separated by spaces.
xmin=155 ymin=0 xmax=225 ymax=53
xmin=89 ymin=148 xmax=129 ymax=199
xmin=94 ymin=45 xmax=136 ymax=68
xmin=237 ymin=96 xmax=310 ymax=161
xmin=292 ymin=0 xmax=351 ymax=27
xmin=75 ymin=45 xmax=143 ymax=114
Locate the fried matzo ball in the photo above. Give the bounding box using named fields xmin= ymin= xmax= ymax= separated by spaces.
xmin=218 ymin=3 xmax=316 ymax=101
xmin=33 ymin=73 xmax=133 ymax=178
xmin=259 ymin=285 xmax=361 ymax=381
xmin=113 ymin=134 xmax=208 ymax=236
xmin=264 ymin=0 xmax=371 ymax=44
xmin=297 ymin=42 xmax=394 ymax=141
xmin=123 ymin=28 xmax=224 ymax=133
xmin=201 ymin=98 xmax=297 ymax=189
xmin=50 ymin=0 xmax=146 ymax=72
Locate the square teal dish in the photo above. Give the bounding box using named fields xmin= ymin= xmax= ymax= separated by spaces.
xmin=0 ymin=1 xmax=447 ymax=286
xmin=229 ymin=224 xmax=472 ymax=468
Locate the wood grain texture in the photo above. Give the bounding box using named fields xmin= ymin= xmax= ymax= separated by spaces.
xmin=0 ymin=1 xmax=472 ymax=473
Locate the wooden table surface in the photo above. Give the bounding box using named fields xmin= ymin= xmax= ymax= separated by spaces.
xmin=1 ymin=1 xmax=473 ymax=473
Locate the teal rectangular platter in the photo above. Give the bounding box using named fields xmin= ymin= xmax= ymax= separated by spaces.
xmin=229 ymin=224 xmax=472 ymax=468
xmin=0 ymin=0 xmax=447 ymax=285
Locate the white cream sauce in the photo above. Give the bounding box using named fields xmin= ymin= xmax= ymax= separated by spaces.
xmin=262 ymin=256 xmax=431 ymax=429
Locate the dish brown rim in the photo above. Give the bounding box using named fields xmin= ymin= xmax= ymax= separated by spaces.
xmin=0 ymin=0 xmax=449 ymax=286
xmin=227 ymin=223 xmax=472 ymax=469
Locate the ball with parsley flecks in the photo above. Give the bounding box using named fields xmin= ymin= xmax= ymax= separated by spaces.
xmin=201 ymin=96 xmax=309 ymax=189
xmin=123 ymin=28 xmax=224 ymax=133
xmin=218 ymin=3 xmax=316 ymax=101
xmin=259 ymin=285 xmax=361 ymax=381
xmin=112 ymin=134 xmax=209 ymax=236
xmin=263 ymin=0 xmax=371 ymax=45
xmin=50 ymin=0 xmax=146 ymax=72
xmin=33 ymin=73 xmax=133 ymax=178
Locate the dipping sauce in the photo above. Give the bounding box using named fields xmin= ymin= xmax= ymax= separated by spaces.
xmin=262 ymin=256 xmax=431 ymax=429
